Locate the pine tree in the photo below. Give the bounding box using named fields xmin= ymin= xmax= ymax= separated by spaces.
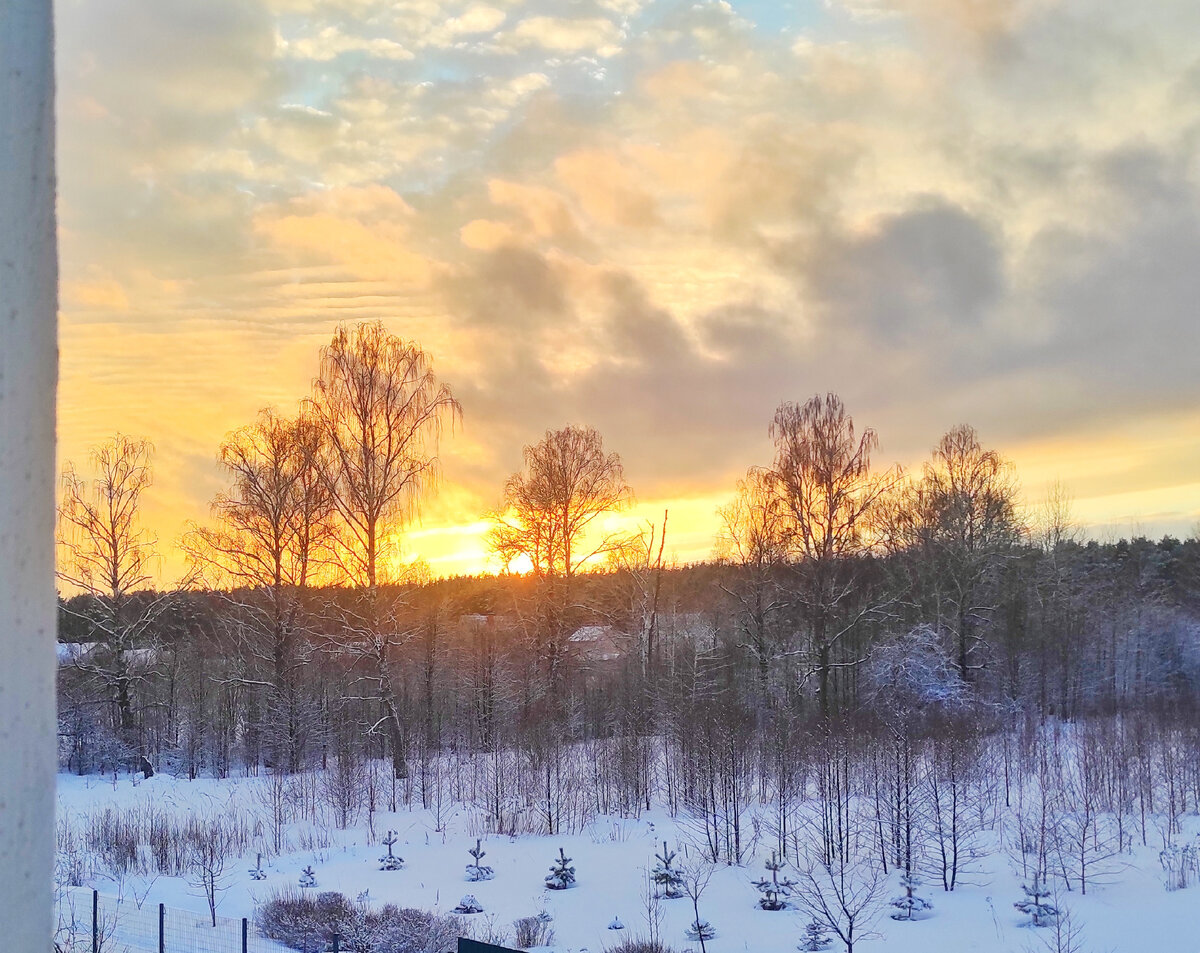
xmin=454 ymin=894 xmax=484 ymax=914
xmin=249 ymin=853 xmax=267 ymax=882
xmin=889 ymin=872 xmax=932 ymax=921
xmin=299 ymin=865 xmax=317 ymax=889
xmin=751 ymin=852 xmax=797 ymax=910
xmin=1014 ymin=875 xmax=1058 ymax=927
xmin=466 ymin=838 xmax=495 ymax=882
xmin=379 ymin=830 xmax=404 ymax=871
xmin=545 ymin=847 xmax=576 ymax=890
xmin=608 ymin=916 xmax=625 ymax=930
xmin=798 ymin=917 xmax=833 ymax=951
xmin=652 ymin=841 xmax=684 ymax=899
xmin=686 ymin=919 xmax=716 ymax=941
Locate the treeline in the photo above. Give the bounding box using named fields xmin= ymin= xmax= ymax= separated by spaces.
xmin=54 ymin=321 xmax=1200 ymax=784
xmin=56 ymin=534 xmax=1200 ymax=780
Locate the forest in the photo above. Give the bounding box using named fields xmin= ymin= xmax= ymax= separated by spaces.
xmin=54 ymin=321 xmax=1200 ymax=952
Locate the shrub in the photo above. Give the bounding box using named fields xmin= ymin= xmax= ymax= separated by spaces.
xmin=513 ymin=916 xmax=555 ymax=948
xmin=257 ymin=888 xmax=462 ymax=953
xmin=604 ymin=940 xmax=680 ymax=953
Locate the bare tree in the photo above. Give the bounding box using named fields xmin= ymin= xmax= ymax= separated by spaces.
xmin=914 ymin=424 xmax=1023 ymax=679
xmin=1051 ymin=727 xmax=1124 ymax=895
xmin=716 ymin=468 xmax=789 ymax=709
xmin=794 ymin=850 xmax=885 ymax=953
xmin=607 ymin=508 xmax=669 ymax=679
xmin=488 ymin=424 xmax=633 ymax=694
xmin=309 ymin=321 xmax=461 ymax=779
xmin=183 ymin=408 xmax=334 ymax=771
xmin=187 ymin=818 xmax=233 ymax=927
xmin=678 ymin=854 xmax=717 ymax=953
xmin=57 ymin=435 xmax=171 ymax=777
xmin=769 ymin=394 xmax=897 ymax=715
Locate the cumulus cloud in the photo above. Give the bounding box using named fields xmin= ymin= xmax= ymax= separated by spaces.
xmin=54 ymin=0 xmax=1200 ymax=577
xmin=279 ymin=26 xmax=416 ymax=60
xmin=499 ymin=16 xmax=625 ymax=57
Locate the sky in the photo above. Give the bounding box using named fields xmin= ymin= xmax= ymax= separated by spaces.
xmin=54 ymin=0 xmax=1200 ymax=581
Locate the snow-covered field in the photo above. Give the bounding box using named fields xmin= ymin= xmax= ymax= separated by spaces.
xmin=56 ymin=766 xmax=1200 ymax=953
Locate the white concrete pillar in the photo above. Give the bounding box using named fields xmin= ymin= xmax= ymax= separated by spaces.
xmin=0 ymin=0 xmax=58 ymax=949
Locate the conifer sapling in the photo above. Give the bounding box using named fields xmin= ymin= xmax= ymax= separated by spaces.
xmin=466 ymin=838 xmax=495 ymax=882
xmin=752 ymin=852 xmax=797 ymax=911
xmin=545 ymin=847 xmax=576 ymax=890
xmin=379 ymin=830 xmax=404 ymax=871
xmin=652 ymin=841 xmax=685 ymax=899
xmin=889 ymin=872 xmax=932 ymax=921
xmin=798 ymin=917 xmax=833 ymax=951
xmin=1014 ymin=875 xmax=1058 ymax=927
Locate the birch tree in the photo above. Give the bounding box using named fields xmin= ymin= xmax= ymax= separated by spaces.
xmin=183 ymin=408 xmax=334 ymax=771
xmin=488 ymin=424 xmax=632 ymax=695
xmin=309 ymin=321 xmax=461 ymax=779
xmin=769 ymin=394 xmax=897 ymax=715
xmin=58 ymin=435 xmax=168 ymax=776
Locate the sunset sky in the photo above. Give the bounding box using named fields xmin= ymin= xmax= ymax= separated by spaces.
xmin=55 ymin=0 xmax=1200 ymax=581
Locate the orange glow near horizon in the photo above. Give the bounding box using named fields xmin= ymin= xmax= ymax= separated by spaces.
xmin=52 ymin=0 xmax=1200 ymax=591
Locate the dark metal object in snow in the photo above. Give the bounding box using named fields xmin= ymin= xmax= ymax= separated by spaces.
xmin=457 ymin=940 xmax=521 ymax=953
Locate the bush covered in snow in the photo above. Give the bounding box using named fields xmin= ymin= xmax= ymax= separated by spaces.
xmin=257 ymin=889 xmax=462 ymax=953
xmin=604 ymin=940 xmax=682 ymax=953
xmin=513 ymin=915 xmax=555 ymax=948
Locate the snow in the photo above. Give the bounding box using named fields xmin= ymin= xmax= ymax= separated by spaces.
xmin=55 ymin=768 xmax=1200 ymax=953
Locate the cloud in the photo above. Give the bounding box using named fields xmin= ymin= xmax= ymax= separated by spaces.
xmin=499 ymin=16 xmax=625 ymax=57
xmin=555 ymin=150 xmax=661 ymax=229
xmin=442 ymin=4 xmax=508 ymax=37
xmin=807 ymin=198 xmax=1004 ymax=344
xmin=53 ymin=0 xmax=1200 ymax=578
xmin=279 ymin=26 xmax=416 ymax=60
xmin=63 ymin=274 xmax=131 ymax=312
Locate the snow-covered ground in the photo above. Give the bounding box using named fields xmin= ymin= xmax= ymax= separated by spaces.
xmin=56 ymin=767 xmax=1200 ymax=953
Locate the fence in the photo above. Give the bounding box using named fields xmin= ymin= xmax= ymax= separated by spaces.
xmin=52 ymin=888 xmax=517 ymax=953
xmin=54 ymin=888 xmax=296 ymax=953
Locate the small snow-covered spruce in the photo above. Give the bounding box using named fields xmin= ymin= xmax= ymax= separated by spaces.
xmin=1014 ymin=875 xmax=1058 ymax=927
xmin=890 ymin=872 xmax=932 ymax=921
xmin=299 ymin=865 xmax=317 ymax=889
xmin=608 ymin=916 xmax=625 ymax=930
xmin=454 ymin=894 xmax=484 ymax=915
xmin=798 ymin=917 xmax=833 ymax=951
xmin=379 ymin=830 xmax=404 ymax=871
xmin=545 ymin=847 xmax=576 ymax=890
xmin=466 ymin=838 xmax=495 ymax=882
xmin=686 ymin=919 xmax=716 ymax=941
xmin=249 ymin=853 xmax=267 ymax=881
xmin=752 ymin=851 xmax=797 ymax=911
xmin=652 ymin=841 xmax=685 ymax=899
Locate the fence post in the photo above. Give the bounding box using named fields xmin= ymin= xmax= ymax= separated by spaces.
xmin=159 ymin=902 xmax=165 ymax=953
xmin=332 ymin=931 xmax=339 ymax=953
xmin=92 ymin=889 xmax=99 ymax=953
xmin=242 ymin=917 xmax=248 ymax=953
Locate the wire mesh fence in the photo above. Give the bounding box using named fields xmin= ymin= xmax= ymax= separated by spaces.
xmin=54 ymin=887 xmax=296 ymax=953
